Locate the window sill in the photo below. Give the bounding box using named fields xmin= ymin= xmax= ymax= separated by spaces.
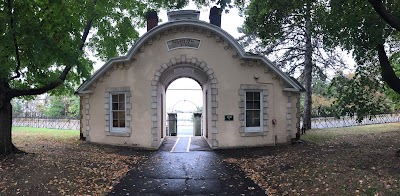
xmin=240 ymin=132 xmax=267 ymax=137
xmin=105 ymin=131 xmax=131 ymax=137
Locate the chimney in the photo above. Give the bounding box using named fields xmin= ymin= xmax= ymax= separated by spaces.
xmin=209 ymin=6 xmax=221 ymax=27
xmin=146 ymin=10 xmax=158 ymax=31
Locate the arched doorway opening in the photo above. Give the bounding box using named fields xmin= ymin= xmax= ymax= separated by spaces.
xmin=166 ymin=78 xmax=202 ymax=137
xmin=150 ymin=57 xmax=219 ymax=148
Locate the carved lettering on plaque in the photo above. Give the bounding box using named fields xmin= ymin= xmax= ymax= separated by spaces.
xmin=166 ymin=38 xmax=201 ymax=50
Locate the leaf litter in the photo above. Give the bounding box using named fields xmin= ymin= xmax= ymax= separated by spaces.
xmin=0 ymin=133 xmax=146 ymax=195
xmin=224 ymin=130 xmax=400 ymax=195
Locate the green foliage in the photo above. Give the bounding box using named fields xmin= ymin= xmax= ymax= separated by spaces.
xmin=2 ymin=0 xmax=210 ymax=97
xmin=242 ymin=0 xmax=308 ymax=72
xmin=311 ymin=94 xmax=336 ymax=117
xmin=311 ymin=79 xmax=337 ymax=117
xmin=44 ymin=96 xmax=66 ymax=118
xmin=310 ymin=69 xmax=398 ymax=120
xmin=313 ymin=79 xmax=334 ymax=98
xmin=2 ymin=0 xmax=93 ymax=94
xmin=1 ymin=0 xmax=241 ymax=98
xmin=325 ymin=0 xmax=400 ymax=64
xmin=241 ymin=0 xmax=347 ymax=130
xmin=244 ymin=0 xmax=310 ymax=43
xmin=310 ymin=0 xmax=400 ymax=121
xmin=11 ymin=99 xmax=23 ymax=116
xmin=69 ymin=96 xmax=80 ymax=117
xmin=44 ymin=96 xmax=80 ymax=118
xmin=146 ymin=0 xmax=240 ymax=12
xmin=241 ymin=0 xmax=343 ymax=74
xmin=330 ymin=66 xmax=393 ymax=122
xmin=384 ymin=52 xmax=400 ymax=110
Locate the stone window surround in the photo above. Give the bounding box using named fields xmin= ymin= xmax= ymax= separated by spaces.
xmin=104 ymin=87 xmax=132 ymax=137
xmin=238 ymin=84 xmax=268 ymax=137
xmin=85 ymin=95 xmax=90 ymax=141
xmin=296 ymin=94 xmax=301 ymax=138
xmin=286 ymin=92 xmax=292 ymax=142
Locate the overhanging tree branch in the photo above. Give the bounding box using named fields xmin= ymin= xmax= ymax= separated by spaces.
xmin=368 ymin=0 xmax=400 ymax=94
xmin=10 ymin=16 xmax=94 ymax=98
xmin=368 ymin=0 xmax=400 ymax=31
xmin=376 ymin=43 xmax=400 ymax=94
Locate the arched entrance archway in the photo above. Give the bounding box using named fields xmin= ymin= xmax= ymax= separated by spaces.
xmin=150 ymin=56 xmax=218 ymax=148
xmin=167 ymin=79 xmax=202 ymax=137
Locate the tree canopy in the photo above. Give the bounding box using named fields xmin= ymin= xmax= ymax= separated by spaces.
xmin=325 ymin=0 xmax=400 ymax=91
xmin=0 ymin=0 xmax=151 ymax=98
xmin=241 ymin=0 xmax=346 ymax=130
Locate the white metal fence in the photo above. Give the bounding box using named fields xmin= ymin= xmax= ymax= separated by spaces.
xmin=12 ymin=116 xmax=79 ymax=130
xmin=306 ymin=113 xmax=400 ymax=129
xmin=12 ymin=113 xmax=400 ymax=131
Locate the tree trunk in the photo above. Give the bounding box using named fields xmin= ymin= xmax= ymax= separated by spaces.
xmin=0 ymin=96 xmax=21 ymax=155
xmin=0 ymin=78 xmax=23 ymax=155
xmin=303 ymin=2 xmax=313 ymax=131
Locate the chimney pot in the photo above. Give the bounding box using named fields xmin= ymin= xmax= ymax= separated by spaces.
xmin=209 ymin=6 xmax=221 ymax=27
xmin=146 ymin=10 xmax=158 ymax=31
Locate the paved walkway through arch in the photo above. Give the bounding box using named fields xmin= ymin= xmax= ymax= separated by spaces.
xmin=108 ymin=137 xmax=265 ymax=195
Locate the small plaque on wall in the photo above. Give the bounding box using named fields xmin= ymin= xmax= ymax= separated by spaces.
xmin=225 ymin=115 xmax=234 ymax=121
xmin=166 ymin=38 xmax=201 ymax=50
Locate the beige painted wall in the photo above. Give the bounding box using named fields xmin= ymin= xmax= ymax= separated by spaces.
xmin=81 ymin=27 xmax=301 ymax=149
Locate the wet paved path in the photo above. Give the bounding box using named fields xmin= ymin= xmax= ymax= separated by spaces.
xmin=170 ymin=137 xmax=191 ymax=153
xmin=108 ymin=137 xmax=265 ymax=195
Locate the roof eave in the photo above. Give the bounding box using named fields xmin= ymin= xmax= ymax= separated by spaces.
xmin=76 ymin=19 xmax=304 ymax=93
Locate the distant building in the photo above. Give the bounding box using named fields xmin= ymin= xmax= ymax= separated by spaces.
xmin=75 ymin=8 xmax=305 ymax=149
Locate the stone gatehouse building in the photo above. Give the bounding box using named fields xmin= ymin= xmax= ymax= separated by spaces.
xmin=75 ymin=8 xmax=305 ymax=149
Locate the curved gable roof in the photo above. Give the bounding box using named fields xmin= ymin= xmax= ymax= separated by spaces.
xmin=76 ymin=19 xmax=305 ymax=94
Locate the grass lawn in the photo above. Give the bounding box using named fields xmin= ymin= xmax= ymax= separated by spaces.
xmin=0 ymin=127 xmax=146 ymax=195
xmin=301 ymin=123 xmax=400 ymax=143
xmin=12 ymin=127 xmax=79 ymax=143
xmin=224 ymin=122 xmax=400 ymax=195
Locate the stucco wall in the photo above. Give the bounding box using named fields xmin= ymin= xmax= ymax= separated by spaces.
xmin=82 ymin=26 xmax=301 ymax=149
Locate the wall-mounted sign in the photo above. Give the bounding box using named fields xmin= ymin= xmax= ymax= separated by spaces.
xmin=166 ymin=38 xmax=201 ymax=51
xmin=225 ymin=115 xmax=234 ymax=121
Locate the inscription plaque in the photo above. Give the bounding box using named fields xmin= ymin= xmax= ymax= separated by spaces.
xmin=167 ymin=38 xmax=201 ymax=50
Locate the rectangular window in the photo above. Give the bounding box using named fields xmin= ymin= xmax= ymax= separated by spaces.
xmin=110 ymin=93 xmax=126 ymax=131
xmin=245 ymin=91 xmax=262 ymax=132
